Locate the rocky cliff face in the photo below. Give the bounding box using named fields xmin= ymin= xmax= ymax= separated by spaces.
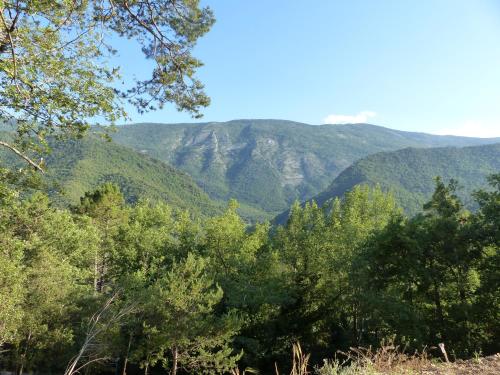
xmin=112 ymin=119 xmax=500 ymax=220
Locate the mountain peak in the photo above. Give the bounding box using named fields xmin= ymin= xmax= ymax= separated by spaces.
xmin=112 ymin=120 xmax=500 ymax=221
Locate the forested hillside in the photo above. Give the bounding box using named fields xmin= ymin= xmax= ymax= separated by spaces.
xmin=1 ymin=1 xmax=499 ymax=374
xmin=112 ymin=120 xmax=499 ymax=220
xmin=306 ymin=143 xmax=500 ymax=216
xmin=0 ymin=134 xmax=223 ymax=217
xmin=1 ymin=175 xmax=498 ymax=374
xmin=45 ymin=137 xmax=226 ymax=216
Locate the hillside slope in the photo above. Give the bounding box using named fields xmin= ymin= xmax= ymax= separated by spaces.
xmin=275 ymin=143 xmax=500 ymax=222
xmin=40 ymin=136 xmax=223 ymax=216
xmin=112 ymin=120 xmax=500 ymax=218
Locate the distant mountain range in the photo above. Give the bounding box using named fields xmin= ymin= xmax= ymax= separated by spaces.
xmin=1 ymin=120 xmax=499 ymax=222
xmin=112 ymin=120 xmax=500 ymax=220
xmin=275 ymin=142 xmax=500 ymax=223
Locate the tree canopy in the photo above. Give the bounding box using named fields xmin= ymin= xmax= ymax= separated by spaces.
xmin=0 ymin=0 xmax=214 ymax=171
xmin=1 ymin=177 xmax=497 ymax=373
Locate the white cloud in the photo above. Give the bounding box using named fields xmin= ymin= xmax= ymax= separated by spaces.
xmin=433 ymin=121 xmax=500 ymax=138
xmin=323 ymin=111 xmax=377 ymax=125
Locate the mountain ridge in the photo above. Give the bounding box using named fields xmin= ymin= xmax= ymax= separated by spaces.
xmin=0 ymin=132 xmax=224 ymax=217
xmin=116 ymin=120 xmax=500 ymax=142
xmin=275 ymin=142 xmax=500 ymax=223
xmin=112 ymin=119 xmax=500 ymax=220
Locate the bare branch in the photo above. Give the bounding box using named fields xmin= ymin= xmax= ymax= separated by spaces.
xmin=0 ymin=140 xmax=44 ymax=173
xmin=64 ymin=292 xmax=134 ymax=375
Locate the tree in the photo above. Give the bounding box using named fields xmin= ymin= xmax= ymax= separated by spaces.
xmin=111 ymin=200 xmax=175 ymax=278
xmin=64 ymin=293 xmax=134 ymax=375
xmin=265 ymin=185 xmax=400 ymax=368
xmin=469 ymin=174 xmax=500 ymax=354
xmin=0 ymin=182 xmax=24 ymax=350
xmin=0 ymin=226 xmax=24 ymax=351
xmin=356 ymin=178 xmax=489 ymax=355
xmin=472 ymin=173 xmax=500 ymax=245
xmin=203 ymin=201 xmax=281 ymax=370
xmin=110 ymin=202 xmax=244 ymax=374
xmin=0 ymin=0 xmax=214 ymax=171
xmin=0 ymin=191 xmax=101 ymax=374
xmin=76 ymin=183 xmax=128 ymax=292
xmin=203 ymin=200 xmax=270 ymax=306
xmin=136 ymin=253 xmax=241 ymax=375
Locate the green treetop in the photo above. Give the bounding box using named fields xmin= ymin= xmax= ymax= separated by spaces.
xmin=0 ymin=0 xmax=214 ymax=172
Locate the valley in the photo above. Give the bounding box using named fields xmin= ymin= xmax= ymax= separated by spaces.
xmin=112 ymin=120 xmax=500 ymax=221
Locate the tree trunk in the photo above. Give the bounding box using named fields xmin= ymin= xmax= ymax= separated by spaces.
xmin=122 ymin=334 xmax=132 ymax=375
xmin=171 ymin=346 xmax=178 ymax=375
xmin=432 ymin=280 xmax=446 ymax=339
xmin=457 ymin=268 xmax=471 ymax=347
xmin=94 ymin=249 xmax=99 ymax=292
xmin=17 ymin=331 xmax=32 ymax=375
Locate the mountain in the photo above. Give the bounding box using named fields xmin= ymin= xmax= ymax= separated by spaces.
xmin=112 ymin=120 xmax=500 ymax=220
xmin=275 ymin=143 xmax=500 ymax=223
xmin=0 ymin=133 xmax=223 ymax=216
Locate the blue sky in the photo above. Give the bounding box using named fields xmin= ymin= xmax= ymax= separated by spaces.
xmin=113 ymin=0 xmax=500 ymax=137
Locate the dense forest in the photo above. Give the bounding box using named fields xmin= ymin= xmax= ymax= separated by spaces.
xmin=111 ymin=121 xmax=500 ymax=220
xmin=1 ymin=173 xmax=498 ymax=374
xmin=3 ymin=124 xmax=497 ymax=223
xmin=0 ymin=1 xmax=499 ymax=374
xmin=0 ymin=133 xmax=224 ymax=217
xmin=275 ymin=143 xmax=500 ymax=223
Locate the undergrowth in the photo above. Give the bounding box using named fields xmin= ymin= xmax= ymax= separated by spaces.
xmin=235 ymin=343 xmax=435 ymax=375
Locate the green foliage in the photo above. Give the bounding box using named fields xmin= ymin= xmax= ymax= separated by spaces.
xmin=137 ymin=254 xmax=242 ymax=374
xmin=0 ymin=189 xmax=100 ymax=373
xmin=108 ymin=199 xmax=244 ymax=374
xmin=355 ymin=176 xmax=500 ymax=356
xmin=263 ymin=186 xmax=400 ymax=369
xmin=469 ymin=174 xmax=500 ymax=354
xmin=112 ymin=121 xmax=499 ymax=221
xmin=38 ymin=135 xmax=223 ymax=217
xmin=0 ymin=0 xmax=214 ymax=172
xmin=0 ymin=177 xmax=498 ymax=373
xmin=310 ymin=143 xmax=500 ymax=217
xmin=76 ymin=182 xmax=128 ymax=293
xmin=0 ymin=226 xmax=24 ymax=348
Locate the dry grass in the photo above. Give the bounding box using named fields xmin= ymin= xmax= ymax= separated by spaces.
xmin=233 ymin=343 xmax=311 ymax=375
xmin=337 ymin=344 xmax=432 ymax=374
xmin=421 ymin=353 xmax=500 ymax=375
xmin=280 ymin=342 xmax=431 ymax=375
xmin=288 ymin=343 xmax=311 ymax=375
xmin=231 ymin=368 xmax=259 ymax=375
xmin=312 ymin=343 xmax=431 ymax=375
xmin=273 ymin=343 xmax=312 ymax=375
xmin=232 ymin=344 xmax=500 ymax=375
xmin=336 ymin=344 xmax=431 ymax=375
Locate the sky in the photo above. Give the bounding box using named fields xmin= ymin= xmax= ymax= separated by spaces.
xmin=112 ymin=0 xmax=500 ymax=137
